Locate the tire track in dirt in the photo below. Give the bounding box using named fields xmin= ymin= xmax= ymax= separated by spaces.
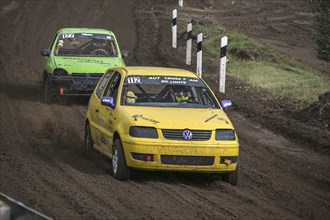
xmin=1 ymin=1 xmax=140 ymax=219
xmin=229 ymin=111 xmax=330 ymax=219
xmin=1 ymin=0 xmax=329 ymax=219
xmin=2 ymin=91 xmax=130 ymax=218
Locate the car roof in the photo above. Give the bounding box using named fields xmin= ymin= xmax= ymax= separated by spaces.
xmin=118 ymin=67 xmax=200 ymax=78
xmin=56 ymin=28 xmax=114 ymax=35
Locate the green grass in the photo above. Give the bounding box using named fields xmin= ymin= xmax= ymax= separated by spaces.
xmin=228 ymin=60 xmax=330 ymax=103
xmin=193 ymin=22 xmax=330 ymax=104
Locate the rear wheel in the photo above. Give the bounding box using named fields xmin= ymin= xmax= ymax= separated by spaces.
xmin=112 ymin=139 xmax=130 ymax=180
xmin=222 ymin=165 xmax=239 ymax=185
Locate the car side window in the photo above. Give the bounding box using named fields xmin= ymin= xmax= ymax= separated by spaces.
xmin=103 ymin=72 xmax=121 ymax=104
xmin=96 ymin=71 xmax=113 ymax=98
xmin=50 ymin=34 xmax=59 ymax=51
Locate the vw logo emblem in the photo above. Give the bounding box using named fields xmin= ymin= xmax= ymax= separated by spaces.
xmin=182 ymin=130 xmax=192 ymax=140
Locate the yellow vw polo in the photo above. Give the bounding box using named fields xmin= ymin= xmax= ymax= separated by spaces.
xmin=85 ymin=67 xmax=239 ymax=185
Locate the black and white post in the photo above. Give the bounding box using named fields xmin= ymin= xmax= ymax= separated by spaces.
xmin=172 ymin=9 xmax=177 ymax=48
xmin=196 ymin=33 xmax=203 ymax=77
xmin=186 ymin=23 xmax=192 ymax=65
xmin=219 ymin=36 xmax=228 ymax=93
xmin=179 ymin=0 xmax=183 ymax=7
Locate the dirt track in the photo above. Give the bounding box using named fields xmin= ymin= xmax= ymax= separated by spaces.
xmin=0 ymin=0 xmax=329 ymax=219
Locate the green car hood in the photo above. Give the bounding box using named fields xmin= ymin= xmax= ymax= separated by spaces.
xmin=53 ymin=56 xmax=124 ymax=74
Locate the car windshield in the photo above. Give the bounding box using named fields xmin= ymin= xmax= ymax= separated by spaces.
xmin=121 ymin=75 xmax=220 ymax=108
xmin=54 ymin=33 xmax=117 ymax=57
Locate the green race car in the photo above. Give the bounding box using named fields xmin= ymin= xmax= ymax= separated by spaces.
xmin=41 ymin=28 xmax=128 ymax=103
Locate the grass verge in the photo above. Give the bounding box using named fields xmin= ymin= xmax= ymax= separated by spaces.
xmin=193 ymin=21 xmax=330 ymax=105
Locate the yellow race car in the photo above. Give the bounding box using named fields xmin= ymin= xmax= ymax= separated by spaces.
xmin=85 ymin=67 xmax=239 ymax=185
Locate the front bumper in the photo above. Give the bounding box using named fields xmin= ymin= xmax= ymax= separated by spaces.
xmin=122 ymin=139 xmax=239 ymax=173
xmin=48 ymin=74 xmax=102 ymax=95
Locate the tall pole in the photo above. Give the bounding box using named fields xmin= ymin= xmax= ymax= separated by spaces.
xmin=179 ymin=0 xmax=183 ymax=7
xmin=219 ymin=36 xmax=228 ymax=93
xmin=186 ymin=23 xmax=192 ymax=65
xmin=196 ymin=33 xmax=203 ymax=77
xmin=172 ymin=9 xmax=177 ymax=48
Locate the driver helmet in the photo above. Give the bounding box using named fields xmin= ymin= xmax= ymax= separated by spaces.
xmin=172 ymin=86 xmax=190 ymax=102
xmin=126 ymin=91 xmax=137 ymax=104
xmin=57 ymin=40 xmax=64 ymax=47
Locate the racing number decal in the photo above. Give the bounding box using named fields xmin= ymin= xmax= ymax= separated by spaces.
xmin=62 ymin=33 xmax=74 ymax=38
xmin=127 ymin=77 xmax=141 ymax=84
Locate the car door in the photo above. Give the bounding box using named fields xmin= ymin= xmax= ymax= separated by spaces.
xmin=89 ymin=71 xmax=113 ymax=147
xmin=98 ymin=71 xmax=121 ymax=153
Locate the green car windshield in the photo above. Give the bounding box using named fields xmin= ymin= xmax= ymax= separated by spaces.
xmin=121 ymin=76 xmax=220 ymax=109
xmin=55 ymin=33 xmax=118 ymax=57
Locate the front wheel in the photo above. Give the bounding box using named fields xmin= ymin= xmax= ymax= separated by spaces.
xmin=222 ymin=165 xmax=239 ymax=186
xmin=44 ymin=76 xmax=52 ymax=104
xmin=84 ymin=124 xmax=94 ymax=157
xmin=112 ymin=139 xmax=131 ymax=180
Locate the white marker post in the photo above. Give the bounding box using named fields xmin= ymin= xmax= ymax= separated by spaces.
xmin=196 ymin=33 xmax=203 ymax=77
xmin=172 ymin=9 xmax=177 ymax=48
xmin=219 ymin=36 xmax=228 ymax=93
xmin=179 ymin=0 xmax=183 ymax=7
xmin=186 ymin=23 xmax=192 ymax=65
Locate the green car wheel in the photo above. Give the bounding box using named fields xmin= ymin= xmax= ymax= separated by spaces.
xmin=43 ymin=76 xmax=52 ymax=104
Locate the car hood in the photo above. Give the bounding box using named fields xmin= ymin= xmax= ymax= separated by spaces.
xmin=122 ymin=106 xmax=234 ymax=130
xmin=53 ymin=56 xmax=124 ymax=74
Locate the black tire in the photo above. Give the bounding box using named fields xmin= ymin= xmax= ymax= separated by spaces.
xmin=44 ymin=76 xmax=52 ymax=104
xmin=222 ymin=165 xmax=239 ymax=186
xmin=84 ymin=124 xmax=94 ymax=156
xmin=112 ymin=139 xmax=130 ymax=180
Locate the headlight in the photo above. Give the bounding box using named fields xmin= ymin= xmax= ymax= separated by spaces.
xmin=53 ymin=68 xmax=68 ymax=76
xmin=129 ymin=126 xmax=158 ymax=138
xmin=216 ymin=129 xmax=235 ymax=140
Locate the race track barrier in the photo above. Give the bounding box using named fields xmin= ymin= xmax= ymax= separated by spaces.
xmin=0 ymin=193 xmax=53 ymax=220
